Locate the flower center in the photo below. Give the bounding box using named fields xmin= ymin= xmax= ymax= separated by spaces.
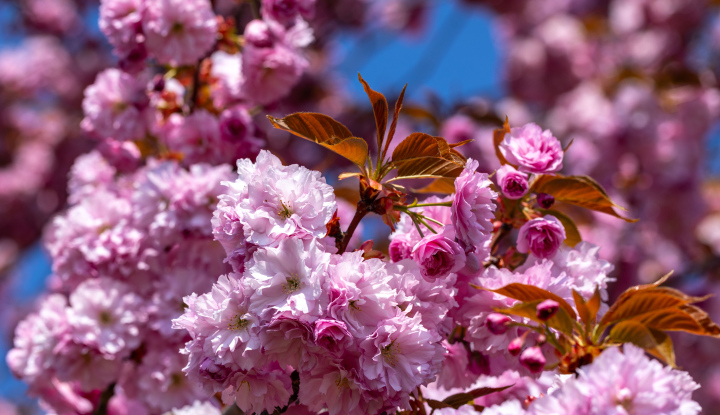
xmin=98 ymin=310 xmax=113 ymax=325
xmin=381 ymin=340 xmax=402 ymax=367
xmin=283 ymin=273 xmax=301 ymax=293
xmin=335 ymin=376 xmax=350 ymax=389
xmin=277 ymin=200 xmax=292 ymax=219
xmin=227 ymin=314 xmax=249 ymax=330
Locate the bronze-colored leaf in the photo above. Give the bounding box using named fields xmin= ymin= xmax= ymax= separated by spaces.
xmin=449 ymin=139 xmax=473 ymax=149
xmin=677 ymin=304 xmax=720 ymax=337
xmin=338 ymin=172 xmax=362 ymax=180
xmin=608 ymin=321 xmax=676 ymax=366
xmin=496 ymin=299 xmax=575 ymax=335
xmin=267 ymin=113 xmax=368 ymax=167
xmin=482 ymin=283 xmax=577 ymax=320
xmin=573 ymin=290 xmax=591 ymax=327
xmin=391 ymin=133 xmax=466 ymax=180
xmin=600 ymin=291 xmax=688 ymax=327
xmin=426 ymin=400 xmax=452 ymax=410
xmin=442 ymin=385 xmax=514 ymax=409
xmin=530 ymin=174 xmax=637 ymax=222
xmin=586 ymin=287 xmax=602 ymax=325
xmin=412 ymin=177 xmax=456 ymax=194
xmin=382 ymin=84 xmax=408 ymax=163
xmin=358 ymin=73 xmax=388 ymax=155
xmin=400 ymin=104 xmax=439 ymax=127
xmin=493 ymin=117 xmax=511 ymax=166
xmin=538 ymin=209 xmax=581 ymax=247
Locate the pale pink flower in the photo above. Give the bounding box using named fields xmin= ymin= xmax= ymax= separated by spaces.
xmin=221 ymin=366 xmax=293 ymax=413
xmin=298 ymin=363 xmax=369 ymax=415
xmin=358 ymin=312 xmax=444 ymax=395
xmin=451 ymin=159 xmax=497 ymax=258
xmin=99 ymin=0 xmax=144 ymax=57
xmin=68 ymin=278 xmax=146 ymax=355
xmin=81 ymin=68 xmax=150 ymax=142
xmin=248 ymin=238 xmax=330 ymax=317
xmin=529 ymin=344 xmax=701 ymax=414
xmin=142 ymin=0 xmax=218 ymax=66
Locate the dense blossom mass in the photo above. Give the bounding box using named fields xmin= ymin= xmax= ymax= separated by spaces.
xmin=3 ymin=0 xmax=720 ymax=414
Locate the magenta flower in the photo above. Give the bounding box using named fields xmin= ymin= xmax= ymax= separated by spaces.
xmin=496 ymin=165 xmax=529 ymax=199
xmin=261 ymin=0 xmax=316 ymax=25
xmin=99 ymin=0 xmax=144 ymax=58
xmin=517 ymin=215 xmax=566 ymax=259
xmin=519 ymin=346 xmax=546 ymax=373
xmin=486 ymin=313 xmax=512 ymax=335
xmin=536 ymin=299 xmax=559 ymax=320
xmin=411 ymin=226 xmax=466 ymax=282
xmin=451 ymin=159 xmax=497 ymax=258
xmin=142 ymin=0 xmax=217 ymax=66
xmin=499 ymin=123 xmax=564 ymax=174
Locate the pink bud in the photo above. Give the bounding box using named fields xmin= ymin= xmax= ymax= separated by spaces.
xmin=536 ymin=299 xmax=560 ymax=321
xmin=508 ymin=337 xmax=523 ymax=356
xmin=536 ymin=193 xmax=555 ymax=209
xmin=520 ymin=346 xmax=546 ymax=373
xmin=486 ymin=313 xmax=512 ymax=335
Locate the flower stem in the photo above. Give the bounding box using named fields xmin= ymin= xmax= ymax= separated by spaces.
xmin=249 ymin=0 xmax=261 ymax=19
xmin=92 ymin=383 xmax=115 ymax=415
xmin=337 ymin=202 xmax=369 ymax=254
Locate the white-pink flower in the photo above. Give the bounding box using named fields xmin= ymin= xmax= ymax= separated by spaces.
xmin=529 ymin=344 xmax=701 ymax=414
xmin=142 ymin=0 xmax=218 ymax=66
xmin=247 ymin=238 xmax=330 ymax=318
xmin=212 ymin=150 xmax=336 ymax=256
xmin=68 ymin=278 xmax=146 ymax=355
xmin=81 ymin=68 xmax=150 ymax=141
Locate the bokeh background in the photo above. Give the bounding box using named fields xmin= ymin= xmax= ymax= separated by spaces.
xmin=3 ymin=0 xmax=720 ymax=412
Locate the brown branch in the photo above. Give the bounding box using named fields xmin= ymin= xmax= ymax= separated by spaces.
xmin=337 ymin=201 xmax=370 ymax=254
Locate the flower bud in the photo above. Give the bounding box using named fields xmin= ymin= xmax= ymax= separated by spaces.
xmin=468 ymin=351 xmax=490 ymax=376
xmin=536 ymin=299 xmax=559 ymax=321
xmin=520 ymin=346 xmax=546 ymax=373
xmin=508 ymin=337 xmax=523 ymax=356
xmin=486 ymin=313 xmax=512 ymax=335
xmin=496 ymin=165 xmax=529 ymax=199
xmin=536 ymin=193 xmax=555 ymax=209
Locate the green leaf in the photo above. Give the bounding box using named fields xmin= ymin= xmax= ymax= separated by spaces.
xmin=538 ymin=209 xmax=582 ymax=247
xmin=391 ymin=133 xmax=466 ymax=180
xmin=358 ymin=74 xmax=388 ymax=156
xmin=267 ymin=113 xmax=368 ymax=167
xmin=530 ymin=174 xmax=637 ymax=222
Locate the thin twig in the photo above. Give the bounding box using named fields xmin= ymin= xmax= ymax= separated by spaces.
xmin=337 ymin=202 xmax=369 ymax=254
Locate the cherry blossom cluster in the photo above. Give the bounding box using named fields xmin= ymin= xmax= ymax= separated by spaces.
xmin=3 ymin=0 xmax=718 ymax=414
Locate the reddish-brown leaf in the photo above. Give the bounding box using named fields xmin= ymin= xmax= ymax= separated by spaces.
xmin=412 ymin=177 xmax=456 ymax=194
xmin=391 ymin=133 xmax=467 ymax=180
xmin=493 ymin=117 xmax=511 ymax=166
xmin=482 ymin=283 xmax=577 ymax=320
xmin=267 ymin=113 xmax=368 ymax=167
xmin=382 ymin=84 xmax=408 ymax=163
xmin=608 ymin=321 xmax=676 ymax=367
xmin=677 ymin=304 xmax=720 ymax=337
xmin=530 ymin=174 xmax=637 ymax=222
xmin=358 ymin=74 xmax=388 ymax=156
xmin=586 ymin=287 xmax=602 ymax=325
xmin=573 ymin=290 xmax=591 ymax=327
